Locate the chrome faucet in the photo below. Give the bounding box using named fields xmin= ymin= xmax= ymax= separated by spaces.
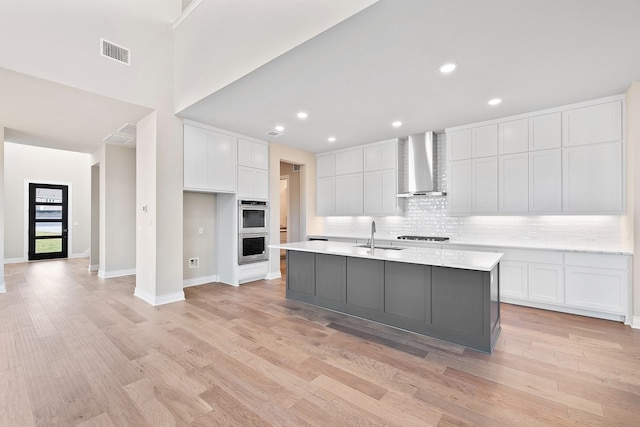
xmin=370 ymin=220 xmax=376 ymax=251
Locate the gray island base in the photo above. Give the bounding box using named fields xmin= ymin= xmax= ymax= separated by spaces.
xmin=273 ymin=241 xmax=502 ymax=354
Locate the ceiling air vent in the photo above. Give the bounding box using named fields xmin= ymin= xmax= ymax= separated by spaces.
xmin=117 ymin=123 xmax=136 ymax=135
xmin=100 ymin=38 xmax=130 ymax=65
xmin=266 ymin=131 xmax=281 ymax=137
xmin=103 ymin=134 xmax=133 ymax=144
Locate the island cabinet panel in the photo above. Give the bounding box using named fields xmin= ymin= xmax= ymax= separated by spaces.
xmin=384 ymin=261 xmax=429 ymax=323
xmin=286 ymin=251 xmax=315 ymax=296
xmin=315 ymin=254 xmax=346 ymax=303
xmin=346 ymin=258 xmax=384 ymax=313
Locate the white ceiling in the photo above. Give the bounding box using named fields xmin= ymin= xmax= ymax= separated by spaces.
xmin=177 ymin=0 xmax=640 ymax=153
xmin=0 ymin=67 xmax=152 ymax=153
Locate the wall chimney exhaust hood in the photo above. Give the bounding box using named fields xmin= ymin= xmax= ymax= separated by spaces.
xmin=396 ymin=131 xmax=446 ymax=197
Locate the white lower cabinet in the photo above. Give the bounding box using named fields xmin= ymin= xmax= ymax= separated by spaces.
xmin=500 ymin=261 xmax=528 ymax=299
xmin=528 ymin=263 xmax=564 ymax=304
xmin=564 ymin=253 xmax=628 ymax=315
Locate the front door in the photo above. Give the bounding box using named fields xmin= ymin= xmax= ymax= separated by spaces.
xmin=28 ymin=183 xmax=68 ymax=260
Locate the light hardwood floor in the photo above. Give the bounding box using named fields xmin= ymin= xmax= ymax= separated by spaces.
xmin=1 ymin=257 xmax=639 ymax=426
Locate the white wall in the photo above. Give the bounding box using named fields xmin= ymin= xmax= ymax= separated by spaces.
xmin=4 ymin=142 xmax=91 ymax=261
xmin=0 ymin=127 xmax=4 ymax=292
xmin=0 ymin=0 xmax=179 ymax=111
xmin=627 ymin=82 xmax=640 ymax=327
xmin=90 ymin=165 xmax=100 ymax=271
xmin=268 ymin=142 xmax=319 ymax=277
xmin=183 ymin=192 xmax=216 ymax=283
xmin=173 ymin=0 xmax=377 ymax=112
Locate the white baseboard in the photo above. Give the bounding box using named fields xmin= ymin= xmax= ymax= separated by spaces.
xmin=632 ymin=316 xmax=640 ymax=329
xmin=98 ymin=268 xmax=136 ymax=279
xmin=69 ymin=254 xmax=89 ymax=259
xmin=183 ymin=275 xmax=218 ymax=288
xmin=265 ymin=271 xmax=282 ymax=280
xmin=0 ymin=281 xmax=5 ymax=293
xmin=4 ymin=257 xmax=26 ymax=264
xmin=88 ymin=264 xmax=99 ymax=272
xmin=134 ymin=287 xmax=185 ymax=306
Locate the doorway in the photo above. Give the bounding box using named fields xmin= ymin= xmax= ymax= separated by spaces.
xmin=28 ymin=183 xmax=68 ymax=260
xmin=279 ymin=161 xmax=302 ymax=274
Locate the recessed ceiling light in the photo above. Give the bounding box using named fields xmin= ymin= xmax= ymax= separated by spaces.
xmin=439 ymin=62 xmax=457 ymax=74
xmin=392 ymin=121 xmax=403 ymax=128
xmin=297 ymin=111 xmax=308 ymax=119
xmin=275 ymin=125 xmax=285 ymax=132
xmin=328 ymin=137 xmax=336 ymax=143
xmin=488 ymin=98 xmax=502 ymax=106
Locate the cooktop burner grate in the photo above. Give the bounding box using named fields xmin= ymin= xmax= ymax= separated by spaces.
xmin=397 ymin=235 xmax=450 ymax=242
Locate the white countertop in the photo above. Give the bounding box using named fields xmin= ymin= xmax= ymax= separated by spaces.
xmin=307 ymin=234 xmax=633 ymax=255
xmin=270 ymin=241 xmax=503 ymax=271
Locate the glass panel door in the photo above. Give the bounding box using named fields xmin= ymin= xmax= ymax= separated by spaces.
xmin=28 ymin=183 xmax=68 ymax=260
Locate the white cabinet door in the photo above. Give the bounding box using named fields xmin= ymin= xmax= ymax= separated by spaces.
xmin=336 ymin=149 xmax=363 ymax=175
xmin=252 ymin=142 xmax=268 ymax=170
xmin=562 ymin=141 xmax=623 ymax=213
xmin=365 ymin=140 xmax=397 ymax=171
xmin=562 ymin=101 xmax=622 ymax=147
xmin=184 ymin=124 xmax=212 ymax=191
xmin=448 ymin=160 xmax=472 ymax=213
xmin=499 ymin=153 xmax=528 ymax=213
xmin=335 ymin=174 xmax=363 ymax=215
xmin=364 ymin=171 xmax=381 ymax=214
xmin=528 ymin=263 xmax=564 ymax=304
xmin=210 ymin=131 xmax=237 ymax=192
xmin=316 ymin=154 xmax=335 ymax=178
xmin=500 ymin=261 xmax=528 ymax=299
xmin=472 ymin=124 xmax=498 ymax=158
xmin=448 ymin=129 xmax=472 ymax=161
xmin=499 ymin=119 xmax=528 ymax=154
xmin=529 ymin=113 xmax=561 ymax=151
xmin=565 ymin=266 xmax=627 ymax=314
xmin=237 ymin=166 xmax=267 ymax=200
xmin=238 ymin=138 xmax=253 ymax=167
xmin=472 ymin=157 xmax=498 ymax=212
xmin=316 ymin=176 xmax=335 ymax=216
xmin=364 ymin=169 xmax=398 ymax=216
xmin=529 ymin=149 xmax=561 ymax=213
xmin=238 ymin=139 xmax=268 ymax=170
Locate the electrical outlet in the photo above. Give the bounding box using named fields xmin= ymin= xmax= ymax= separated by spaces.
xmin=188 ymin=257 xmax=199 ymax=269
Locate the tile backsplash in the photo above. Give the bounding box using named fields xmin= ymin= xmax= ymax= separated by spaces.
xmin=319 ymin=134 xmax=631 ymax=251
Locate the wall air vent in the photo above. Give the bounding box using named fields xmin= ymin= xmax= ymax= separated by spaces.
xmin=266 ymin=131 xmax=281 ymax=137
xmin=100 ymin=38 xmax=130 ymax=65
xmin=117 ymin=123 xmax=137 ymax=135
xmin=103 ymin=134 xmax=133 ymax=144
xmin=293 ymin=164 xmax=301 ymax=172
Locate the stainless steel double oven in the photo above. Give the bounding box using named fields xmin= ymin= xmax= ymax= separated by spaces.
xmin=238 ymin=200 xmax=269 ymax=264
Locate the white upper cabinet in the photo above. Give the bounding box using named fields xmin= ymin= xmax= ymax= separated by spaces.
xmin=562 ymin=141 xmax=623 ymax=213
xmin=562 ymin=101 xmax=622 ymax=147
xmin=238 ymin=138 xmax=268 ymax=170
xmin=499 ymin=153 xmax=528 ymax=213
xmin=472 ymin=124 xmax=498 ymax=158
xmin=529 ymin=113 xmax=561 ymax=151
xmin=364 ymin=139 xmax=397 ymax=171
xmin=335 ymin=173 xmax=363 ymax=215
xmin=316 ymin=154 xmax=336 ymax=178
xmin=335 ymin=148 xmax=363 ymax=175
xmin=316 ymin=176 xmax=335 ymax=216
xmin=364 ymin=169 xmax=398 ymax=216
xmin=448 ymin=129 xmax=472 ymax=161
xmin=472 ymin=157 xmax=498 ymax=212
xmin=499 ymin=119 xmax=528 ymax=154
xmin=237 ymin=166 xmax=268 ymax=200
xmin=448 ymin=160 xmax=472 ymax=213
xmin=183 ymin=124 xmax=237 ymax=193
xmin=529 ymin=149 xmax=562 ymax=213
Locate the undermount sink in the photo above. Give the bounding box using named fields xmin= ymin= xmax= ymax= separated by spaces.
xmin=354 ymin=244 xmax=406 ymax=251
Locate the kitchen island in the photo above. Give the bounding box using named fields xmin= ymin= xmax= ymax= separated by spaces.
xmin=270 ymin=241 xmax=503 ymax=353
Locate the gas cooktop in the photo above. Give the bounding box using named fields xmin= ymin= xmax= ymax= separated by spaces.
xmin=397 ymin=235 xmax=450 ymax=242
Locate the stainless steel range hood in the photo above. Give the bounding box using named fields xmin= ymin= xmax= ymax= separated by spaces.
xmin=396 ymin=132 xmax=446 ymax=197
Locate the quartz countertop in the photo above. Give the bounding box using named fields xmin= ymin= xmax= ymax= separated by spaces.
xmin=270 ymin=241 xmax=503 ymax=271
xmin=306 ymin=234 xmax=633 ymax=255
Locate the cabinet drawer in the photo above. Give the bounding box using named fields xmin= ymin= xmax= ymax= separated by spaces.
xmin=500 ymin=249 xmax=563 ymax=264
xmin=564 ymin=253 xmax=628 ymax=270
